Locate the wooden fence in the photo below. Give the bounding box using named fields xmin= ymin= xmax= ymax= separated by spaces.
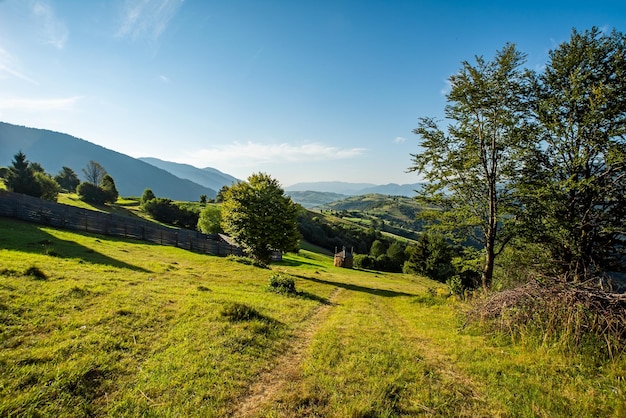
xmin=0 ymin=190 xmax=243 ymax=257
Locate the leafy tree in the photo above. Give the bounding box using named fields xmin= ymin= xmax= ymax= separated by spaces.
xmin=100 ymin=174 xmax=119 ymax=203
xmin=200 ymin=194 xmax=207 ymax=204
xmin=5 ymin=151 xmax=41 ymax=197
xmin=34 ymin=172 xmax=60 ymax=201
xmin=409 ymin=44 xmax=530 ymax=290
xmin=77 ymin=182 xmax=108 ymax=204
xmin=215 ymin=185 xmax=229 ymax=203
xmin=386 ymin=241 xmax=406 ymax=270
xmin=369 ymin=239 xmax=387 ymax=258
xmin=142 ymin=198 xmax=199 ymax=229
xmin=141 ymin=188 xmax=156 ymax=204
xmin=197 ymin=204 xmax=223 ymax=234
xmin=54 ymin=166 xmax=80 ymax=192
xmin=82 ymin=160 xmax=107 ymax=185
xmin=522 ymin=28 xmax=626 ymax=281
xmin=404 ymin=233 xmax=455 ymax=282
xmin=221 ymin=173 xmax=300 ymax=264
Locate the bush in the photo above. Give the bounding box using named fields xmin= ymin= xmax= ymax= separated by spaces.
xmin=142 ymin=198 xmax=199 ymax=229
xmin=353 ymin=254 xmax=375 ymax=270
xmin=77 ymin=182 xmax=109 ymax=205
xmin=268 ymin=274 xmax=297 ymax=294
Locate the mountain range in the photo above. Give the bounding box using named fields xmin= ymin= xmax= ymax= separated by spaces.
xmin=1 ymin=121 xmax=423 ymax=203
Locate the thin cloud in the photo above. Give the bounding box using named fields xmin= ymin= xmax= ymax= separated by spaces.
xmin=394 ymin=136 xmax=406 ymax=144
xmin=188 ymin=141 xmax=367 ymax=166
xmin=0 ymin=48 xmax=38 ymax=84
xmin=117 ymin=0 xmax=184 ymax=41
xmin=32 ymin=0 xmax=68 ymax=49
xmin=0 ymin=96 xmax=82 ymax=111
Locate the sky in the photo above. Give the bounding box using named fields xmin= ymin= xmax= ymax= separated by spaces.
xmin=0 ymin=0 xmax=624 ymax=187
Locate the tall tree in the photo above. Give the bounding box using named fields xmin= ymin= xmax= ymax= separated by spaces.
xmin=409 ymin=44 xmax=530 ymax=290
xmin=197 ymin=204 xmax=223 ymax=234
xmin=523 ymin=28 xmax=626 ymax=281
xmin=5 ymin=151 xmax=41 ymax=197
xmin=54 ymin=167 xmax=80 ymax=192
xmin=82 ymin=160 xmax=107 ymax=185
xmin=221 ymin=173 xmax=300 ymax=264
xmin=100 ymin=174 xmax=119 ymax=203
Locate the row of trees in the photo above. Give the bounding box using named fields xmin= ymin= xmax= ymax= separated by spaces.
xmin=1 ymin=152 xmax=118 ymax=205
xmin=410 ymin=28 xmax=625 ymax=289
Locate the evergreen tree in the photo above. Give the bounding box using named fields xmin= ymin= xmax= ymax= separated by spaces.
xmin=5 ymin=151 xmax=41 ymax=197
xmin=54 ymin=167 xmax=80 ymax=192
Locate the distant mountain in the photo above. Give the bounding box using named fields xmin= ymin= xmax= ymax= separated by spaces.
xmin=0 ymin=122 xmax=216 ymax=200
xmin=285 ymin=181 xmax=424 ymax=197
xmin=139 ymin=157 xmax=238 ymax=192
xmin=286 ymin=191 xmax=348 ymax=208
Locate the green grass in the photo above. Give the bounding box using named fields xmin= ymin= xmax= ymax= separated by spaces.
xmin=1 ymin=216 xmax=624 ymax=417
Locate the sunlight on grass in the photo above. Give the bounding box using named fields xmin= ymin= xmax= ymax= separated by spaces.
xmin=0 ymin=217 xmax=624 ymax=416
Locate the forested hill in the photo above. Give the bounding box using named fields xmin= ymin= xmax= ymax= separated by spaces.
xmin=0 ymin=122 xmax=216 ymax=201
xmin=311 ymin=194 xmax=425 ymax=241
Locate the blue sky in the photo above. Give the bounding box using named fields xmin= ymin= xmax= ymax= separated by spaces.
xmin=0 ymin=0 xmax=624 ymax=186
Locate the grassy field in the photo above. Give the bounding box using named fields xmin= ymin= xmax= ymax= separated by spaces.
xmin=1 ymin=216 xmax=624 ymax=417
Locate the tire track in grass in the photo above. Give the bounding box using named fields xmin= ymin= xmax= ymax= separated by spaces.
xmin=229 ymin=288 xmax=341 ymax=417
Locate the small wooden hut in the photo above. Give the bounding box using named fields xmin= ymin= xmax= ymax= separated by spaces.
xmin=334 ymin=246 xmax=353 ymax=269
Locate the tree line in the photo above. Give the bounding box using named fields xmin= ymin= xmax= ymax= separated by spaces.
xmin=1 ymin=152 xmax=118 ymax=205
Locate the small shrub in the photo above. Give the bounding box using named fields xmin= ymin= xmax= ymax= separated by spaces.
xmin=24 ymin=266 xmax=47 ymax=280
xmin=221 ymin=302 xmax=264 ymax=322
xmin=268 ymin=274 xmax=297 ymax=294
xmin=447 ymin=276 xmax=465 ymax=299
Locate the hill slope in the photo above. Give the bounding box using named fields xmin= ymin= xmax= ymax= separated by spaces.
xmin=0 ymin=122 xmax=216 ymax=200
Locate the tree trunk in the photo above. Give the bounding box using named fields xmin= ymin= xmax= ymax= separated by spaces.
xmin=481 ymin=245 xmax=495 ymax=291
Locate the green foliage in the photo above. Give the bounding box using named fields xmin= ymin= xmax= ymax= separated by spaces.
xmin=520 ymin=27 xmax=626 ymax=281
xmin=404 ymin=233 xmax=455 ymax=283
xmin=141 ymin=197 xmax=199 ymax=229
xmin=54 ymin=167 xmax=80 ymax=192
xmin=410 ymin=44 xmax=530 ymax=290
xmin=267 ymin=273 xmax=297 ymax=294
xmin=221 ymin=173 xmax=300 ymax=264
xmin=140 ymin=188 xmax=155 ymax=204
xmin=100 ymin=174 xmax=118 ymax=203
xmin=369 ymin=239 xmax=387 ymax=257
xmin=297 ymin=209 xmax=382 ymax=254
xmin=76 ymin=182 xmax=109 ymax=205
xmin=5 ymin=151 xmax=41 ymax=197
xmin=197 ymin=204 xmax=222 ymax=234
xmin=353 ymin=254 xmax=375 ymax=270
xmin=33 ymin=172 xmax=60 ymax=201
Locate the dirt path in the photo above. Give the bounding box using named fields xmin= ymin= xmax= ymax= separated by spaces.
xmin=229 ymin=288 xmax=341 ymax=417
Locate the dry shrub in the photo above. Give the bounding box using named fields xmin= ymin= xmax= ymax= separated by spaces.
xmin=466 ymin=277 xmax=626 ymax=359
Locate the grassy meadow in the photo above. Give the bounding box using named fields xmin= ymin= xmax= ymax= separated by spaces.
xmin=1 ymin=216 xmax=624 ymax=417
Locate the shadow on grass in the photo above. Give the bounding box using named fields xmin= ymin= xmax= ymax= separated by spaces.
xmin=0 ymin=217 xmax=151 ymax=272
xmin=293 ymin=274 xmax=416 ymax=298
